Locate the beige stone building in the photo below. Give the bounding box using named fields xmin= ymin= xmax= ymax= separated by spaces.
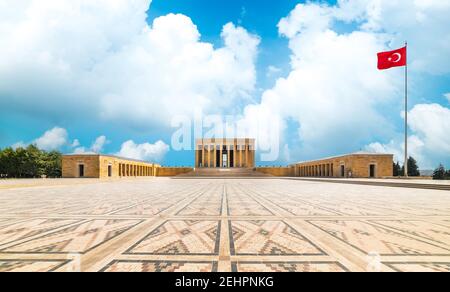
xmin=292 ymin=152 xmax=393 ymax=178
xmin=195 ymin=138 xmax=255 ymax=168
xmin=62 ymin=154 xmax=160 ymax=179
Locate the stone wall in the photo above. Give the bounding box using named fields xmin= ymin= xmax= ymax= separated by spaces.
xmin=156 ymin=167 xmax=193 ymax=177
xmin=62 ymin=155 xmax=100 ymax=178
xmin=293 ymin=153 xmax=394 ymax=178
xmin=256 ymin=167 xmax=294 ymax=177
xmin=62 ymin=155 xmax=159 ymax=179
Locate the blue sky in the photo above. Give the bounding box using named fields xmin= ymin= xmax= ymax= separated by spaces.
xmin=0 ymin=0 xmax=449 ymax=169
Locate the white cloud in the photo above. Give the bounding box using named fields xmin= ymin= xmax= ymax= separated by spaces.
xmin=445 ymin=93 xmax=450 ymax=103
xmin=266 ymin=65 xmax=282 ymax=77
xmin=334 ymin=0 xmax=450 ymax=74
xmin=238 ymin=2 xmax=399 ymax=161
xmin=0 ymin=1 xmax=260 ymax=130
xmin=91 ymin=135 xmax=108 ymax=153
xmin=366 ymin=103 xmax=450 ymax=168
xmin=11 ymin=141 xmax=27 ymax=150
xmin=71 ymin=139 xmax=80 ymax=148
xmin=73 ymin=147 xmax=88 ymax=155
xmin=409 ymin=103 xmax=450 ymax=154
xmin=236 ymin=1 xmax=450 ymax=165
xmin=116 ymin=140 xmax=169 ymax=162
xmin=33 ymin=127 xmax=68 ymax=151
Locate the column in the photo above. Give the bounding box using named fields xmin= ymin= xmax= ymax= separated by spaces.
xmin=220 ymin=144 xmax=223 ymax=168
xmin=201 ymin=144 xmax=205 ymax=168
xmin=245 ymin=143 xmax=249 ymax=168
xmin=239 ymin=146 xmax=242 ymax=168
xmin=233 ymin=142 xmax=237 ymax=168
xmin=210 ymin=145 xmax=214 ymax=168
xmin=227 ymin=145 xmax=231 ymax=168
xmin=213 ymin=144 xmax=216 ymax=168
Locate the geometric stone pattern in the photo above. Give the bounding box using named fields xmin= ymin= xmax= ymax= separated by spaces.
xmin=125 ymin=221 xmax=221 ymax=255
xmin=230 ymin=221 xmax=324 ymax=256
xmin=0 ymin=178 xmax=449 ymax=272
xmin=232 ymin=262 xmax=347 ymax=272
xmin=101 ymin=261 xmax=218 ymax=272
xmin=0 ymin=260 xmax=70 ymax=272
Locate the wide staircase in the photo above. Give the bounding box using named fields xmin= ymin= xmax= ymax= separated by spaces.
xmin=176 ymin=168 xmax=272 ymax=178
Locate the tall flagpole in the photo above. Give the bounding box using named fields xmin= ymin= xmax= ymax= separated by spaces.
xmin=404 ymin=41 xmax=408 ymax=177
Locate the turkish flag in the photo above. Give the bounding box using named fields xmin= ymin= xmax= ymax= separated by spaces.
xmin=377 ymin=46 xmax=407 ymax=70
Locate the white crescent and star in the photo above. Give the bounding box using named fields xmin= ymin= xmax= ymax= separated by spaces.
xmin=388 ymin=53 xmax=402 ymax=63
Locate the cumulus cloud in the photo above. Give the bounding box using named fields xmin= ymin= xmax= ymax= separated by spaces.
xmin=91 ymin=136 xmax=108 ymax=153
xmin=366 ymin=104 xmax=450 ymax=168
xmin=71 ymin=139 xmax=81 ymax=148
xmin=327 ymin=0 xmax=450 ymax=74
xmin=0 ymin=0 xmax=259 ymax=130
xmin=12 ymin=127 xmax=69 ymax=151
xmin=445 ymin=93 xmax=450 ymax=103
xmin=238 ymin=2 xmax=399 ymax=161
xmin=69 ymin=135 xmax=109 ymax=154
xmin=33 ymin=127 xmax=68 ymax=151
xmin=236 ymin=1 xmax=450 ymax=166
xmin=266 ymin=66 xmax=282 ymax=77
xmin=116 ymin=140 xmax=169 ymax=162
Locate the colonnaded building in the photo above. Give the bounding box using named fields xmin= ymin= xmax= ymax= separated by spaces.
xmin=62 ymin=139 xmax=393 ymax=179
xmin=291 ymin=152 xmax=393 ymax=178
xmin=62 ymin=154 xmax=161 ymax=179
xmin=195 ymin=138 xmax=255 ymax=168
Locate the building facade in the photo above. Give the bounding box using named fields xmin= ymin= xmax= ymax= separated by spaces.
xmin=62 ymin=154 xmax=160 ymax=179
xmin=292 ymin=152 xmax=393 ymax=178
xmin=195 ymin=138 xmax=255 ymax=168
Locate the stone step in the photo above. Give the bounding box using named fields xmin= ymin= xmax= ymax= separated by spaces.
xmin=177 ymin=168 xmax=272 ymax=177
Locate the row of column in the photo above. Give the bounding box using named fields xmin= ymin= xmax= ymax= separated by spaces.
xmin=298 ymin=163 xmax=334 ymax=177
xmin=119 ymin=163 xmax=153 ymax=177
xmin=199 ymin=145 xmax=250 ymax=168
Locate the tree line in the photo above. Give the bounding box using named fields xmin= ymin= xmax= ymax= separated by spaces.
xmin=393 ymin=156 xmax=450 ymax=180
xmin=432 ymin=164 xmax=450 ymax=180
xmin=0 ymin=145 xmax=62 ymax=178
xmin=392 ymin=156 xmax=420 ymax=177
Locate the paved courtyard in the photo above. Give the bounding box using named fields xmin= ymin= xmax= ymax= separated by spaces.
xmin=0 ymin=178 xmax=450 ymax=272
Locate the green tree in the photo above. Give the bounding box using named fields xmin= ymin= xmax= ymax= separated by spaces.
xmin=433 ymin=164 xmax=446 ymax=180
xmin=393 ymin=162 xmax=401 ymax=177
xmin=445 ymin=170 xmax=450 ymax=180
xmin=0 ymin=146 xmax=62 ymax=178
xmin=42 ymin=151 xmax=62 ymax=178
xmin=0 ymin=147 xmax=18 ymax=178
xmin=407 ymin=156 xmax=420 ymax=177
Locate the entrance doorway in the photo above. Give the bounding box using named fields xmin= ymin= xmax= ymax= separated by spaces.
xmin=369 ymin=164 xmax=376 ymax=178
xmin=340 ymin=165 xmax=345 ymax=178
xmin=79 ymin=164 xmax=85 ymax=178
xmin=222 ymin=153 xmax=228 ymax=168
xmin=108 ymin=165 xmax=112 ymax=177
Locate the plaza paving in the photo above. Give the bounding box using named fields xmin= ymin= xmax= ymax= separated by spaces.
xmin=0 ymin=178 xmax=450 ymax=272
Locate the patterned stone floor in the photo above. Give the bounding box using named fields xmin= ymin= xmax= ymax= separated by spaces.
xmin=0 ymin=178 xmax=450 ymax=272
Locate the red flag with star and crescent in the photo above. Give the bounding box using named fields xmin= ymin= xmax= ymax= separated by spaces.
xmin=377 ymin=46 xmax=407 ymax=70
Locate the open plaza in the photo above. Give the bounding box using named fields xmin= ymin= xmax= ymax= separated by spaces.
xmin=0 ymin=177 xmax=449 ymax=272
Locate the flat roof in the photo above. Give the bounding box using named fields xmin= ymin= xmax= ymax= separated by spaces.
xmin=196 ymin=138 xmax=255 ymax=142
xmin=63 ymin=153 xmax=156 ymax=164
xmin=293 ymin=151 xmax=394 ymax=165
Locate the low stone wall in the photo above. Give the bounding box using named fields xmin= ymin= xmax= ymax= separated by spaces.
xmin=156 ymin=167 xmax=193 ymax=177
xmin=256 ymin=167 xmax=294 ymax=177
